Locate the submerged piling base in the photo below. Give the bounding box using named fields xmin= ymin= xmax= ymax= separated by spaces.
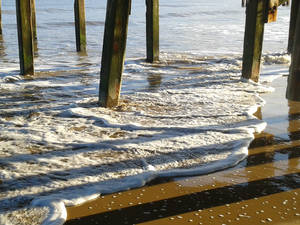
xmin=16 ymin=0 xmax=34 ymax=75
xmin=99 ymin=0 xmax=131 ymax=108
xmin=241 ymin=0 xmax=266 ymax=82
xmin=146 ymin=0 xmax=159 ymax=63
xmin=74 ymin=0 xmax=86 ymax=53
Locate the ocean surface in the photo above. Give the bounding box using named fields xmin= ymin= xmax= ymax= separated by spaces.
xmin=0 ymin=1 xmax=292 ymax=225
xmin=0 ymin=0 xmax=291 ymax=76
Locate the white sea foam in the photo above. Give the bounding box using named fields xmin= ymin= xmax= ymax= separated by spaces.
xmin=263 ymin=53 xmax=291 ymax=65
xmin=0 ymin=52 xmax=284 ymax=225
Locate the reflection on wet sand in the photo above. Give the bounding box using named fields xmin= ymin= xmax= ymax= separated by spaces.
xmin=65 ymin=76 xmax=300 ymax=225
xmin=288 ymin=101 xmax=300 ymax=175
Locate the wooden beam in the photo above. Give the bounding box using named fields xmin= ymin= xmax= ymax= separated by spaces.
xmin=286 ymin=2 xmax=300 ymax=101
xmin=74 ymin=0 xmax=86 ymax=52
xmin=146 ymin=0 xmax=159 ymax=62
xmin=288 ymin=0 xmax=300 ymax=54
xmin=242 ymin=0 xmax=267 ymax=82
xmin=99 ymin=0 xmax=131 ymax=108
xmin=16 ymin=0 xmax=34 ymax=75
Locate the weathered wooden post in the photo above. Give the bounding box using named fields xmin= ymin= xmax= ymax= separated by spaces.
xmin=0 ymin=35 xmax=4 ymax=57
xmin=74 ymin=0 xmax=86 ymax=52
xmin=242 ymin=0 xmax=267 ymax=82
xmin=99 ymin=0 xmax=131 ymax=107
xmin=288 ymin=0 xmax=300 ymax=54
xmin=0 ymin=0 xmax=2 ymax=35
xmin=146 ymin=0 xmax=159 ymax=62
xmin=16 ymin=0 xmax=34 ymax=75
xmin=286 ymin=2 xmax=300 ymax=101
xmin=31 ymin=0 xmax=39 ymax=55
xmin=31 ymin=0 xmax=37 ymax=41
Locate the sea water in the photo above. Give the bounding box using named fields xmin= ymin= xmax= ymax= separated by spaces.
xmin=0 ymin=1 xmax=291 ymax=225
xmin=0 ymin=0 xmax=290 ymax=74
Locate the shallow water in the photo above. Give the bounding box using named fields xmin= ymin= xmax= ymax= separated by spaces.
xmin=66 ymin=76 xmax=300 ymax=225
xmin=0 ymin=0 xmax=291 ymax=73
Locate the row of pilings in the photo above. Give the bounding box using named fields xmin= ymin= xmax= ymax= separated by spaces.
xmin=0 ymin=0 xmax=299 ymax=106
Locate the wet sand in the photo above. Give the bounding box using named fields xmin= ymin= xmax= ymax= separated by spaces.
xmin=65 ymin=75 xmax=300 ymax=225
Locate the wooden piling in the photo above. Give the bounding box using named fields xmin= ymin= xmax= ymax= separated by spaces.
xmin=31 ymin=0 xmax=37 ymax=41
xmin=31 ymin=0 xmax=39 ymax=55
xmin=0 ymin=0 xmax=2 ymax=35
xmin=286 ymin=2 xmax=300 ymax=101
xmin=288 ymin=0 xmax=300 ymax=54
xmin=74 ymin=0 xmax=86 ymax=52
xmin=16 ymin=0 xmax=34 ymax=75
xmin=99 ymin=0 xmax=131 ymax=108
xmin=241 ymin=0 xmax=267 ymax=82
xmin=0 ymin=34 xmax=4 ymax=57
xmin=146 ymin=0 xmax=159 ymax=62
